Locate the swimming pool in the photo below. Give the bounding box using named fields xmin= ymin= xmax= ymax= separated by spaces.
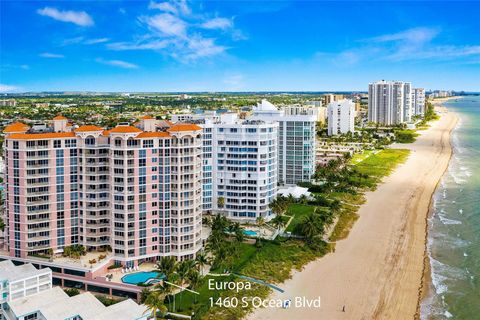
xmin=121 ymin=271 xmax=165 ymax=285
xmin=243 ymin=230 xmax=258 ymax=236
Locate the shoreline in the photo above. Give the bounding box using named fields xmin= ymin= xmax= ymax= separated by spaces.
xmin=416 ymin=99 xmax=460 ymax=319
xmin=249 ymin=106 xmax=459 ymax=320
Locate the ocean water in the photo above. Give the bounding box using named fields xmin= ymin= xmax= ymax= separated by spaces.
xmin=421 ymin=96 xmax=480 ymax=319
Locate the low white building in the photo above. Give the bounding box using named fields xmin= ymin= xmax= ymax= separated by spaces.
xmin=0 ymin=261 xmax=148 ymax=320
xmin=327 ymin=99 xmax=355 ymax=136
xmin=4 ymin=287 xmax=148 ymax=320
xmin=0 ymin=260 xmax=52 ymax=309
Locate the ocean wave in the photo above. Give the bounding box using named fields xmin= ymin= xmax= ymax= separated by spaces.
xmin=438 ymin=215 xmax=462 ymax=225
xmin=449 ymin=171 xmax=467 ymax=185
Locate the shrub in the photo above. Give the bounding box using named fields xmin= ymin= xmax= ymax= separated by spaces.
xmin=64 ymin=288 xmax=80 ymax=297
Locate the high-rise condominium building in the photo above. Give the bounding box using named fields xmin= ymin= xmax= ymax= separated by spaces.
xmin=250 ymin=100 xmax=316 ymax=185
xmin=368 ymin=80 xmax=412 ymax=125
xmin=2 ymin=116 xmax=203 ymax=264
xmin=327 ymin=99 xmax=355 ymax=136
xmin=212 ymin=117 xmax=278 ymax=221
xmin=413 ymin=88 xmax=426 ymax=116
xmin=171 ymin=112 xmax=278 ymax=221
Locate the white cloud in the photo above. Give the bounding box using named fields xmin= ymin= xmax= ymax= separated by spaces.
xmin=142 ymin=13 xmax=187 ymax=37
xmin=40 ymin=52 xmax=65 ymax=58
xmin=201 ymin=17 xmax=233 ymax=30
xmin=108 ymin=39 xmax=170 ymax=51
xmin=323 ymin=27 xmax=480 ymax=64
xmin=84 ymin=38 xmax=110 ymax=45
xmin=149 ymin=0 xmax=191 ymax=15
xmin=62 ymin=36 xmax=85 ymax=45
xmin=183 ymin=37 xmax=227 ymax=60
xmin=96 ymin=58 xmax=139 ymax=69
xmin=37 ymin=7 xmax=94 ymax=27
xmin=109 ymin=1 xmax=240 ymax=62
xmin=369 ymin=27 xmax=440 ymax=44
xmin=0 ymin=84 xmax=21 ymax=92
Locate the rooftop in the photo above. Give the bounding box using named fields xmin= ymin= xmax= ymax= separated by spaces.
xmin=167 ymin=123 xmax=202 ymax=132
xmin=75 ymin=125 xmax=103 ymax=132
xmin=109 ymin=125 xmax=143 ymax=134
xmin=7 ymin=132 xmax=76 ymax=140
xmin=3 ymin=122 xmax=30 ymax=133
xmin=53 ymin=115 xmax=68 ymax=121
xmin=7 ymin=287 xmax=147 ymax=320
xmin=0 ymin=260 xmax=50 ymax=282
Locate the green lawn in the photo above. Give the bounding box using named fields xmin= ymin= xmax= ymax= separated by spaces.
xmin=394 ymin=129 xmax=419 ymax=143
xmin=285 ymin=204 xmax=316 ymax=232
xmin=169 ymin=238 xmax=330 ymax=319
xmin=349 ymin=150 xmax=374 ymax=164
xmin=355 ymin=149 xmax=410 ymax=181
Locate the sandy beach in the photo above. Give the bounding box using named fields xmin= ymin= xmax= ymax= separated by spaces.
xmin=249 ymin=106 xmax=458 ymax=320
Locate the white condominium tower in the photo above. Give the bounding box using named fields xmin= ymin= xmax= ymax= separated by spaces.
xmin=327 ymin=99 xmax=355 ymax=136
xmin=413 ymin=88 xmax=426 ymax=116
xmin=368 ymin=80 xmax=413 ymax=125
xmin=250 ymin=100 xmax=317 ymax=185
xmin=213 ymin=116 xmax=278 ymax=221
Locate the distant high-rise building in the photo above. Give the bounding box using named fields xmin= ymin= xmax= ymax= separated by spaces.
xmin=403 ymin=82 xmax=413 ymax=122
xmin=413 ymin=88 xmax=426 ymax=116
xmin=327 ymin=99 xmax=355 ymax=136
xmin=368 ymin=80 xmax=413 ymax=125
xmin=322 ymin=94 xmax=344 ymax=106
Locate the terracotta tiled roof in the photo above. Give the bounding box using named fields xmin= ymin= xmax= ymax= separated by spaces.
xmin=102 ymin=130 xmax=111 ymax=137
xmin=141 ymin=115 xmax=155 ymax=120
xmin=136 ymin=132 xmax=171 ymax=138
xmin=53 ymin=115 xmax=67 ymax=120
xmin=109 ymin=126 xmax=143 ymax=133
xmin=75 ymin=125 xmax=103 ymax=132
xmin=7 ymin=132 xmax=76 ymax=140
xmin=167 ymin=123 xmax=202 ymax=132
xmin=3 ymin=122 xmax=30 ymax=133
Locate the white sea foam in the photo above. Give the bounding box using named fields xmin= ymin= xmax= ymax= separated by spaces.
xmin=438 ymin=215 xmax=462 ymax=225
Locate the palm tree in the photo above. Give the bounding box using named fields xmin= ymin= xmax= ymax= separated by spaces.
xmin=187 ymin=270 xmax=202 ymax=303
xmin=299 ymin=194 xmax=308 ymax=205
xmin=234 ymin=227 xmax=245 ymax=243
xmin=217 ymin=196 xmax=225 ymax=208
xmin=143 ymin=292 xmax=168 ymax=320
xmin=329 ymin=199 xmax=341 ymax=213
xmin=299 ymin=213 xmax=324 ymax=243
xmin=140 ymin=288 xmax=151 ymax=304
xmin=175 ymin=260 xmax=191 ymax=311
xmin=256 ymin=216 xmax=266 ymax=237
xmin=195 ymin=252 xmax=209 ymax=276
xmin=156 ymin=257 xmax=177 ymax=280
xmin=271 ymin=215 xmax=286 ymax=233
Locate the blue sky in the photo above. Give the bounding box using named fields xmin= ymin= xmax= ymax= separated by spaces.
xmin=1 ymin=1 xmax=479 ymax=92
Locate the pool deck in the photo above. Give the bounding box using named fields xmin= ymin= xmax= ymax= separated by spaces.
xmin=108 ymin=262 xmax=158 ymax=284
